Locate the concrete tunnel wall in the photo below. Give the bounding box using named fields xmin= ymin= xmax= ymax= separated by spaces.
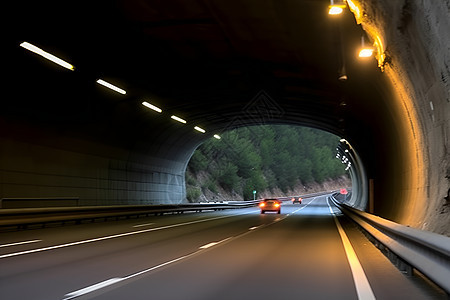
xmin=0 ymin=127 xmax=197 ymax=207
xmin=0 ymin=0 xmax=449 ymax=236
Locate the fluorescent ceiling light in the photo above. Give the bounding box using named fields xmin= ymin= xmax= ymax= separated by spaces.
xmin=194 ymin=126 xmax=206 ymax=133
xmin=142 ymin=101 xmax=162 ymax=113
xmin=171 ymin=115 xmax=187 ymax=124
xmin=358 ymin=48 xmax=374 ymax=58
xmin=213 ymin=134 xmax=221 ymax=140
xmin=96 ymin=79 xmax=126 ymax=95
xmin=20 ymin=42 xmax=74 ymax=71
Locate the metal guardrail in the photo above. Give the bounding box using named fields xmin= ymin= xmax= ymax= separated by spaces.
xmin=0 ymin=201 xmax=260 ymax=230
xmin=0 ymin=190 xmax=333 ymax=230
xmin=329 ymin=194 xmax=450 ymax=295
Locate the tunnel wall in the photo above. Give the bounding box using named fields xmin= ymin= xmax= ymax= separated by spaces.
xmin=360 ymin=0 xmax=450 ymax=235
xmin=347 ymin=147 xmax=368 ymax=211
xmin=0 ymin=132 xmax=187 ymax=207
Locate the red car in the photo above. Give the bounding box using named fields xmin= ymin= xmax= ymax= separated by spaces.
xmin=259 ymin=198 xmax=281 ymax=214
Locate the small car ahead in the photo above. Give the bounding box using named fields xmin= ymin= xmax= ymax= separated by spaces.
xmin=292 ymin=197 xmax=302 ymax=204
xmin=259 ymin=198 xmax=281 ymax=214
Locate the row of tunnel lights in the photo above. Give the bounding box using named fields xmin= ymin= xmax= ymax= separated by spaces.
xmin=19 ymin=42 xmax=222 ymax=140
xmin=336 ymin=139 xmax=352 ymax=171
xmin=328 ymin=0 xmax=376 ymax=59
xmin=20 ymin=1 xmax=376 ymax=143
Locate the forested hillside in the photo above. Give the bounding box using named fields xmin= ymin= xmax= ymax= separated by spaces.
xmin=186 ymin=125 xmax=347 ymax=201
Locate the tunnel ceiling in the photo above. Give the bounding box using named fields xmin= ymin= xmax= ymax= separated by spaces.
xmin=5 ymin=0 xmax=393 ymax=165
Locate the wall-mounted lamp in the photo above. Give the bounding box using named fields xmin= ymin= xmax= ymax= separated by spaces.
xmin=328 ymin=0 xmax=346 ymax=15
xmin=329 ymin=5 xmax=345 ymax=15
xmin=358 ymin=36 xmax=374 ymax=58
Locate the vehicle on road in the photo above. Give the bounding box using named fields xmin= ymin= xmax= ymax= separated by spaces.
xmin=292 ymin=197 xmax=302 ymax=204
xmin=259 ymin=198 xmax=281 ymax=214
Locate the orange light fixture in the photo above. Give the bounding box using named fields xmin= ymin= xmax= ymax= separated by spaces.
xmin=359 ymin=48 xmax=374 ymax=58
xmin=328 ymin=5 xmax=346 ymax=15
xmin=358 ymin=36 xmax=375 ymax=58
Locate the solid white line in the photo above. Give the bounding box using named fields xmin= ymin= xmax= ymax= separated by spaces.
xmin=0 ymin=240 xmax=42 ymax=248
xmin=0 ymin=212 xmax=252 ymax=260
xmin=327 ymin=198 xmax=376 ymax=300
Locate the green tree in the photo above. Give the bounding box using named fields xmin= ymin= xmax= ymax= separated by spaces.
xmin=214 ymin=162 xmax=240 ymax=191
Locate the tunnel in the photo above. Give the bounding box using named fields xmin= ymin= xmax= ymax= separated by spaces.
xmin=2 ymin=0 xmax=449 ymax=236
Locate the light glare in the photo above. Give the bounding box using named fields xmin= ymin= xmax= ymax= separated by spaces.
xmin=328 ymin=5 xmax=344 ymax=15
xmin=213 ymin=134 xmax=221 ymax=140
xmin=96 ymin=79 xmax=126 ymax=95
xmin=142 ymin=101 xmax=162 ymax=113
xmin=171 ymin=115 xmax=187 ymax=124
xmin=346 ymin=0 xmax=361 ymax=23
xmin=359 ymin=48 xmax=374 ymax=58
xmin=20 ymin=42 xmax=74 ymax=71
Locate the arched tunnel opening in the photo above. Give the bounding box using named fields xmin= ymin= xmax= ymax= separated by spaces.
xmin=184 ymin=124 xmax=354 ymax=203
xmin=1 ymin=0 xmax=449 ymax=238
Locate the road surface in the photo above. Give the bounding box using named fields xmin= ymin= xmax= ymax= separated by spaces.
xmin=0 ymin=195 xmax=444 ymax=299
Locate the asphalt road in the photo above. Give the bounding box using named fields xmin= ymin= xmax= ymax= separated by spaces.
xmin=0 ymin=195 xmax=445 ymax=300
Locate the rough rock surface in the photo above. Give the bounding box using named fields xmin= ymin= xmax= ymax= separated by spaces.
xmin=360 ymin=0 xmax=450 ymax=235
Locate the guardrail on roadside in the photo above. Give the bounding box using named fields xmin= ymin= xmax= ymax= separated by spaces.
xmin=0 ymin=190 xmax=340 ymax=231
xmin=329 ymin=194 xmax=450 ymax=295
xmin=0 ymin=200 xmax=260 ymax=230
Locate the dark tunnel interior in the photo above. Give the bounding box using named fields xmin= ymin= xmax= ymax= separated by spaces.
xmin=1 ymin=0 xmax=449 ymax=235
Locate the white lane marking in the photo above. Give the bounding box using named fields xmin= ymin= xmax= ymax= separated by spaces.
xmin=132 ymin=223 xmax=155 ymax=228
xmin=0 ymin=239 xmax=42 ymax=248
xmin=62 ymin=254 xmax=191 ymax=300
xmin=287 ymin=197 xmax=317 ymax=216
xmin=63 ymin=236 xmax=232 ymax=299
xmin=63 ymin=278 xmax=123 ymax=300
xmin=199 ymin=242 xmax=218 ymax=249
xmin=199 ymin=237 xmax=231 ymax=249
xmin=60 ymin=197 xmax=322 ymax=299
xmin=62 ymin=196 xmax=327 ymax=299
xmin=0 ymin=210 xmax=255 ymax=260
xmin=327 ymin=198 xmax=376 ymax=300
